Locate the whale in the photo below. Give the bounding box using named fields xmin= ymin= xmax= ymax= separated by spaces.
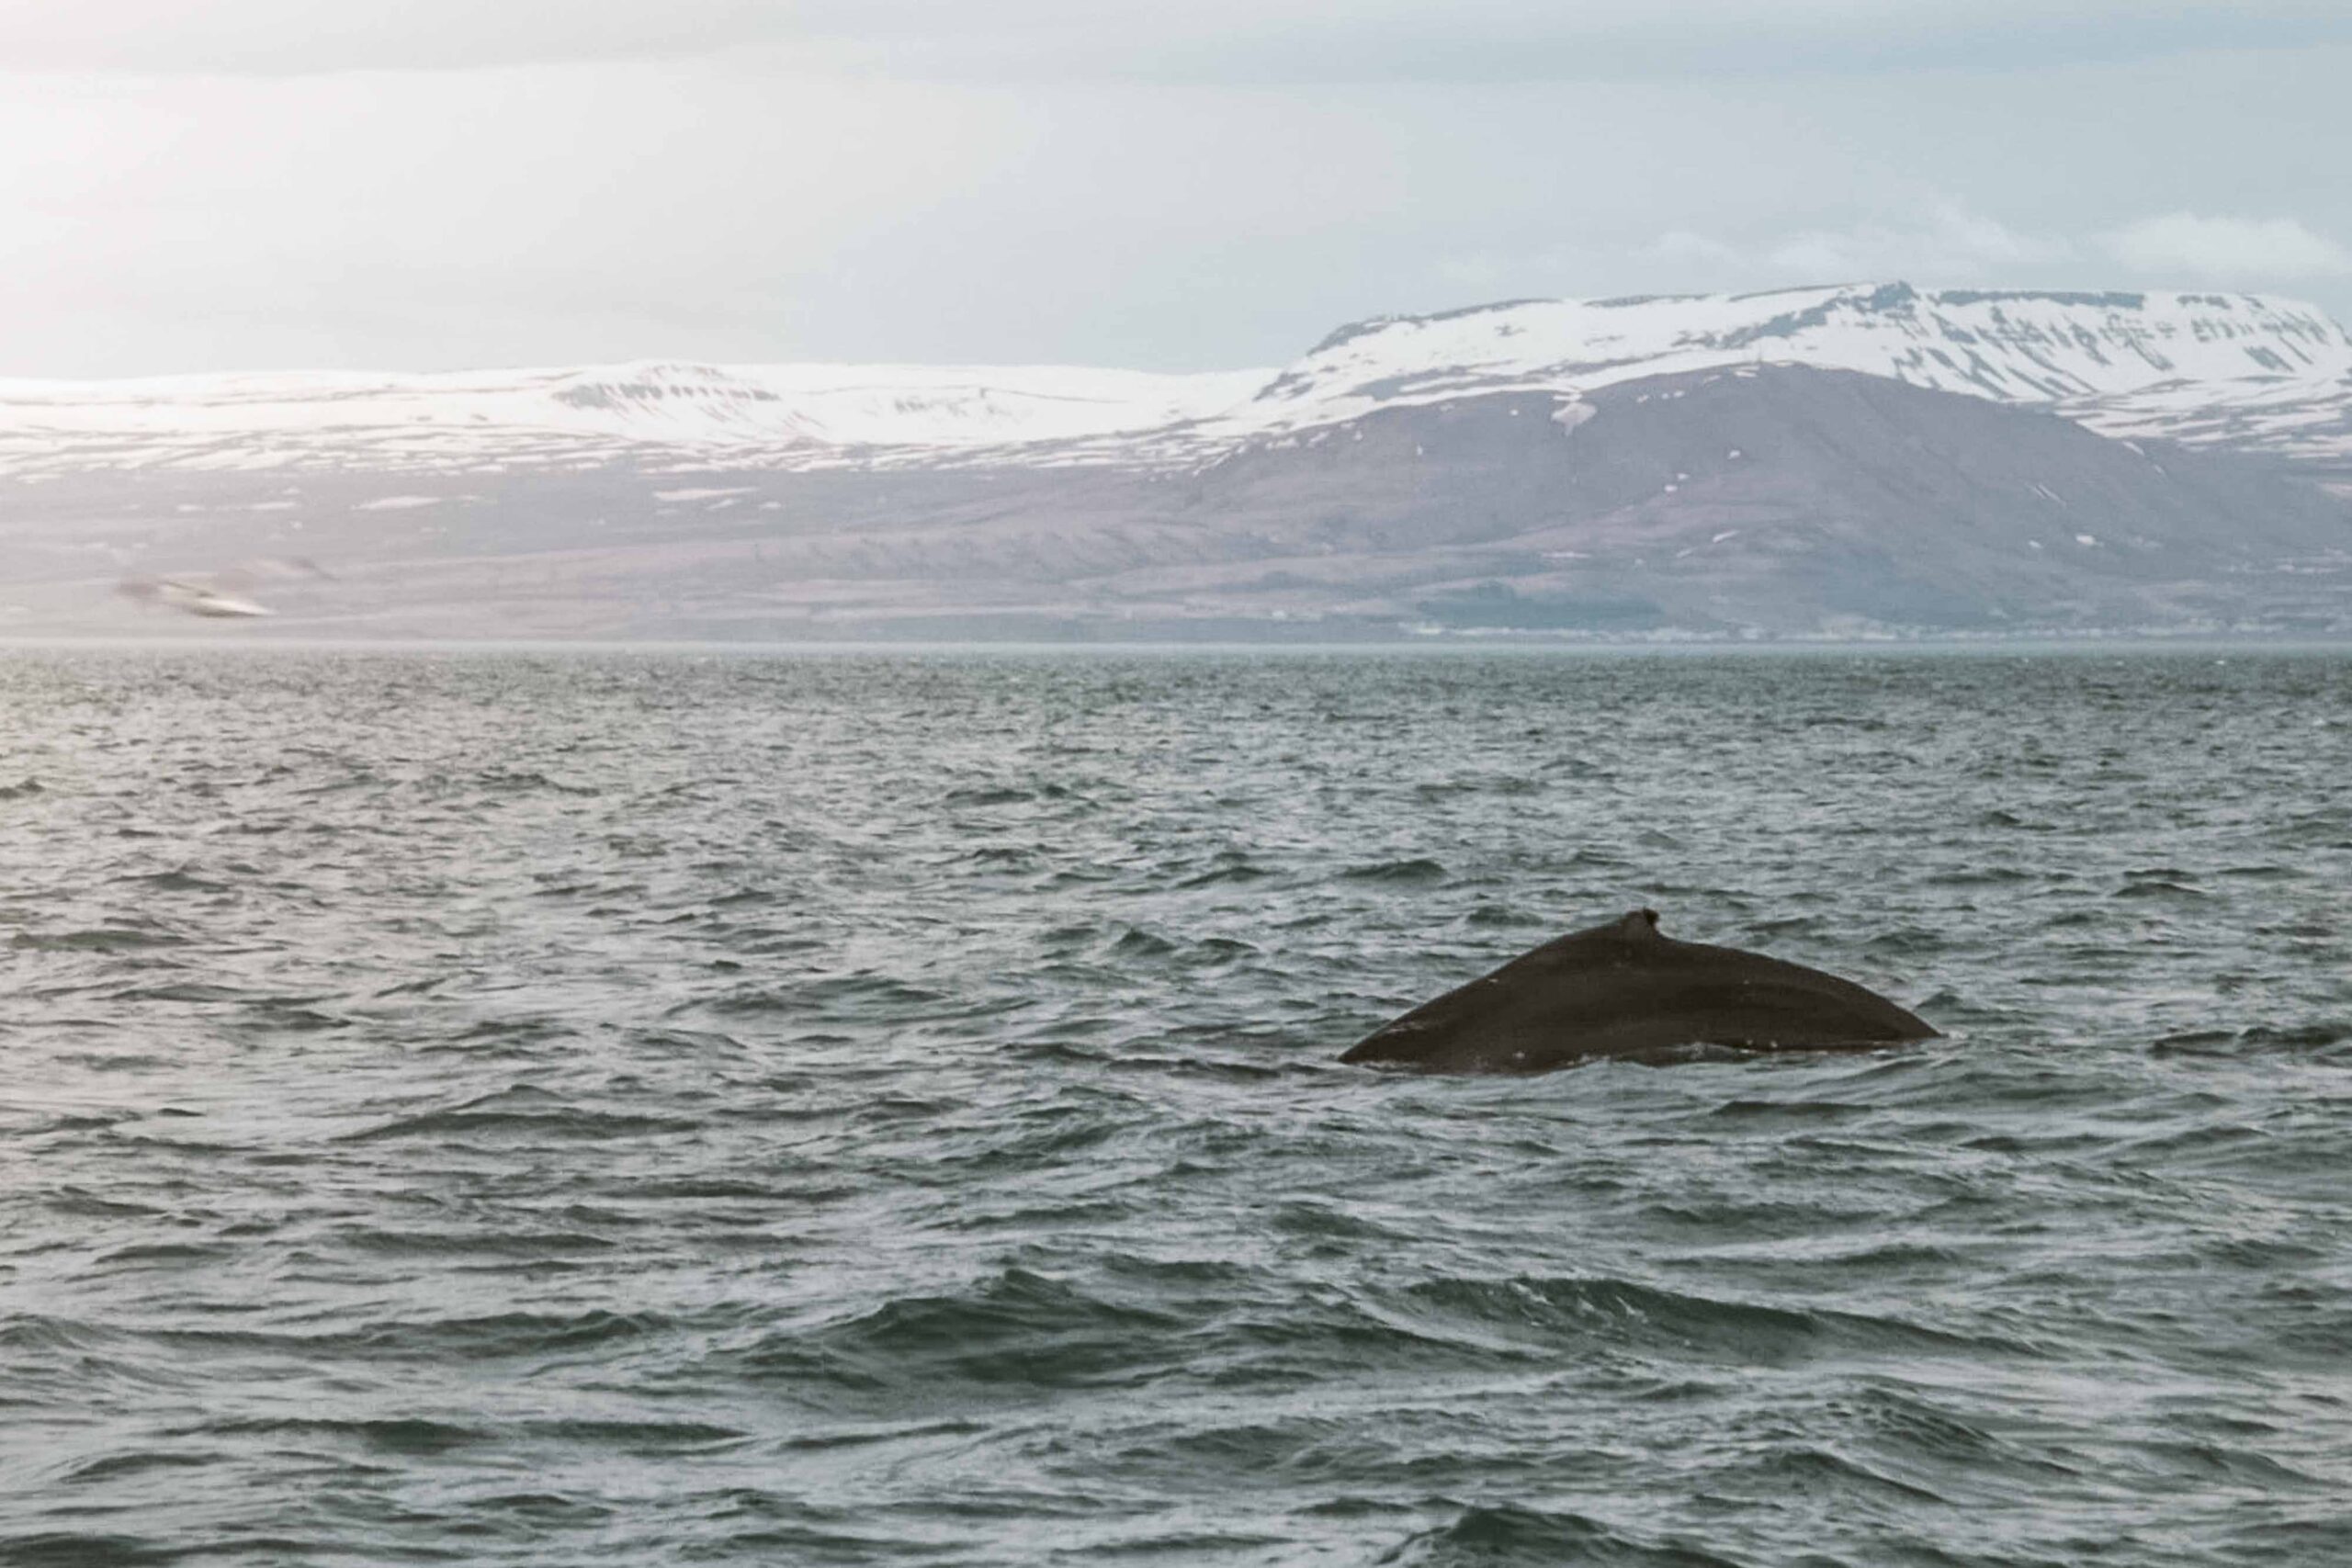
xmin=1340 ymin=908 xmax=1938 ymax=1075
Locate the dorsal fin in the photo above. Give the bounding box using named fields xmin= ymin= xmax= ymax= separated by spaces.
xmin=1616 ymin=908 xmax=1662 ymax=942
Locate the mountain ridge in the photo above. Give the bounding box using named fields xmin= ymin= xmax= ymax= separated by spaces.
xmin=5 ymin=286 xmax=2351 ymax=641
xmin=3 ymin=283 xmax=2350 ymax=479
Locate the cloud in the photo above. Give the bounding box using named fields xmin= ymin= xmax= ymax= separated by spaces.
xmin=0 ymin=0 xmax=2345 ymax=80
xmin=1760 ymin=204 xmax=2072 ymax=280
xmin=1443 ymin=201 xmax=2352 ymax=320
xmin=1430 ymin=204 xmax=2074 ymax=316
xmin=0 ymin=1 xmax=796 ymax=75
xmin=1646 ymin=231 xmax=1744 ymax=267
xmin=2103 ymin=213 xmax=2352 ymax=280
xmin=1586 ymin=205 xmax=2072 ymax=291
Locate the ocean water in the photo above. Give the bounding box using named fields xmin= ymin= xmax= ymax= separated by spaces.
xmin=3 ymin=647 xmax=2349 ymax=1566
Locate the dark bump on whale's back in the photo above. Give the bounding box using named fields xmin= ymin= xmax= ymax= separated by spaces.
xmin=1341 ymin=908 xmax=1938 ymax=1075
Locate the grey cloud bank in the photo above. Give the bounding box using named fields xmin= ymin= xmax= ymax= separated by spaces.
xmin=3 ymin=1 xmax=2346 ymax=80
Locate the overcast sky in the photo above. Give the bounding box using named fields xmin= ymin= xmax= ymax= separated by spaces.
xmin=4 ymin=0 xmax=2348 ymax=376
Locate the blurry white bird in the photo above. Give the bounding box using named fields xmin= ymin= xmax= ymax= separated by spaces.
xmin=117 ymin=558 xmax=333 ymax=619
xmin=119 ymin=578 xmax=274 ymax=617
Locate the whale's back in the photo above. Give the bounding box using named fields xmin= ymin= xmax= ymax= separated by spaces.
xmin=1340 ymin=908 xmax=1938 ymax=1075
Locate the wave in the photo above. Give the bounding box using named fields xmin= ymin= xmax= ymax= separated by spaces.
xmin=1343 ymin=858 xmax=1448 ymax=884
xmin=10 ymin=927 xmax=187 ymax=952
xmin=1379 ymin=1504 xmax=1743 ymax=1567
xmin=1394 ymin=1274 xmax=2034 ymax=1364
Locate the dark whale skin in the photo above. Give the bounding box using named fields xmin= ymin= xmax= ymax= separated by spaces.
xmin=1340 ymin=908 xmax=1939 ymax=1075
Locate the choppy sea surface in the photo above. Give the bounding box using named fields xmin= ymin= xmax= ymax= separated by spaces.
xmin=4 ymin=647 xmax=2350 ymax=1566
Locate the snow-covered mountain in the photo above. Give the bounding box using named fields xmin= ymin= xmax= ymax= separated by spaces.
xmin=2 ymin=284 xmax=2348 ymax=479
xmin=6 ymin=284 xmax=2351 ymax=641
xmin=0 ymin=361 xmax=1271 ymax=478
xmin=1216 ymin=284 xmax=2352 ymax=473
